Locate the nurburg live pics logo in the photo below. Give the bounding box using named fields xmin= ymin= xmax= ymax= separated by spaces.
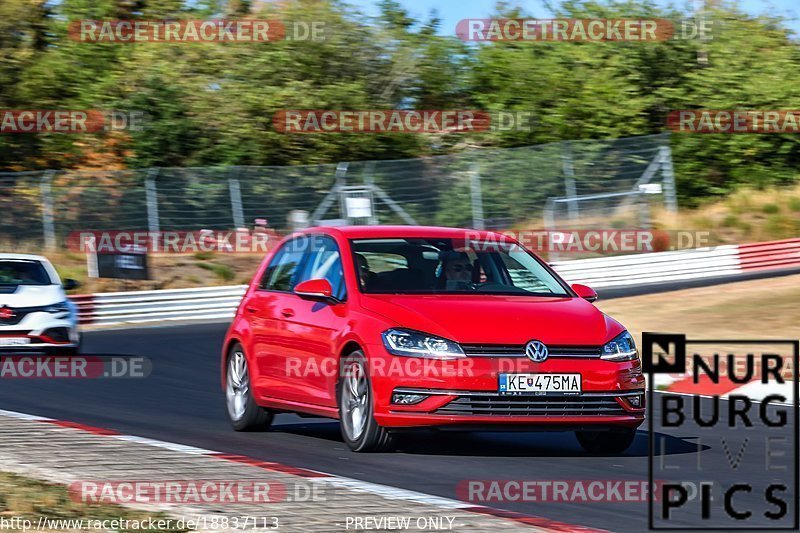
xmin=644 ymin=332 xmax=799 ymax=530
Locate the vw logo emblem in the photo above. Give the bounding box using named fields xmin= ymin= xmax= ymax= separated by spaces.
xmin=525 ymin=340 xmax=548 ymax=362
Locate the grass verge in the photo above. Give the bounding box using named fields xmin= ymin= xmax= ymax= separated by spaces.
xmin=597 ymin=273 xmax=800 ymax=341
xmin=0 ymin=472 xmax=187 ymax=532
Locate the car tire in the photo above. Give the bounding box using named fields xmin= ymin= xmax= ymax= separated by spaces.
xmin=575 ymin=428 xmax=637 ymax=454
xmin=225 ymin=344 xmax=273 ymax=431
xmin=338 ymin=350 xmax=393 ymax=452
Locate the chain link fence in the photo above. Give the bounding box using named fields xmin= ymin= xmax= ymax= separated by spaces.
xmin=0 ymin=133 xmax=675 ymax=249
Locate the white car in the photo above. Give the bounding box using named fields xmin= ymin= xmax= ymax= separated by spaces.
xmin=0 ymin=254 xmax=81 ymax=354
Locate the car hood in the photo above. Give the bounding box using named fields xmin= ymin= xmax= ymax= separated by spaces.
xmin=0 ymin=284 xmax=65 ymax=307
xmin=359 ymin=294 xmax=624 ymax=346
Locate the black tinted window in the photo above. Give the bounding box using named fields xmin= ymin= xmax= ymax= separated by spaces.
xmin=0 ymin=260 xmax=51 ymax=286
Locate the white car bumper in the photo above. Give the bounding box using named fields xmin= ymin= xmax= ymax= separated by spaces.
xmin=0 ymin=309 xmax=80 ymax=352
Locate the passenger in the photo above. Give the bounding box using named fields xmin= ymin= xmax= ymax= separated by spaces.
xmin=354 ymin=253 xmax=374 ymax=289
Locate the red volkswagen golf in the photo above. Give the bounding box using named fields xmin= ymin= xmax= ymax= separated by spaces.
xmin=222 ymin=226 xmax=645 ymax=453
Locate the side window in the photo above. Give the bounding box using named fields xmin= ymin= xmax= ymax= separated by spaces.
xmin=498 ymin=250 xmax=561 ymax=294
xmin=296 ymin=236 xmax=347 ymax=300
xmin=357 ymin=252 xmax=408 ymax=274
xmin=259 ymin=237 xmax=307 ymax=291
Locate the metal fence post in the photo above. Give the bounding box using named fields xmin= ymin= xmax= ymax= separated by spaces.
xmin=40 ymin=170 xmax=56 ymax=251
xmin=470 ymin=163 xmax=485 ymax=230
xmin=229 ymin=169 xmax=245 ymax=228
xmin=311 ymin=162 xmax=348 ymax=224
xmin=660 ymin=145 xmax=678 ymax=213
xmin=562 ymin=142 xmax=578 ymax=221
xmin=145 ymin=168 xmax=160 ymax=233
xmin=362 ymin=162 xmax=379 ymax=225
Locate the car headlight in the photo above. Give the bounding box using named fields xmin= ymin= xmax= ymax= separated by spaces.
xmin=601 ymin=331 xmax=638 ymax=362
xmin=43 ymin=301 xmax=70 ymax=314
xmin=381 ymin=329 xmax=465 ymax=360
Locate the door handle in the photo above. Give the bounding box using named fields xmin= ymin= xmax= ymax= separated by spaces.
xmin=245 ymin=306 xmax=258 ymax=314
xmin=280 ymin=308 xmax=295 ymax=318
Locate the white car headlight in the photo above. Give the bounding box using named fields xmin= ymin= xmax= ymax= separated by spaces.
xmin=382 ymin=329 xmax=465 ymax=360
xmin=601 ymin=331 xmax=638 ymax=362
xmin=43 ymin=301 xmax=70 ymax=314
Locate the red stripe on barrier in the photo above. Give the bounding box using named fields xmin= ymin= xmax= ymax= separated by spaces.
xmin=45 ymin=419 xmax=120 ymax=436
xmin=737 ymin=237 xmax=800 ymax=250
xmin=737 ymin=239 xmax=800 ymax=272
xmin=68 ymin=294 xmax=95 ymax=325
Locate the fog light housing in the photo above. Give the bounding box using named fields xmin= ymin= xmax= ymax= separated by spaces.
xmin=622 ymin=393 xmax=645 ymax=409
xmin=43 ymin=327 xmax=70 ymax=343
xmin=391 ymin=393 xmax=428 ymax=405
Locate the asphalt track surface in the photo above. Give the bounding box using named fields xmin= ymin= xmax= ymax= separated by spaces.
xmin=0 ymin=324 xmax=796 ymax=532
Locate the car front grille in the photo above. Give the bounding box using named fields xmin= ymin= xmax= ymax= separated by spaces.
xmin=435 ymin=394 xmax=628 ymax=417
xmin=461 ymin=344 xmax=602 ymax=358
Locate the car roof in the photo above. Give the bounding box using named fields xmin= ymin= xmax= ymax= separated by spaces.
xmin=0 ymin=253 xmax=50 ymax=263
xmin=299 ymin=225 xmax=511 ymax=241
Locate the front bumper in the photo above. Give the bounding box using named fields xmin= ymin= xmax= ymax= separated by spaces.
xmin=381 ymin=388 xmax=645 ymax=428
xmin=0 ymin=311 xmax=79 ymax=352
xmin=365 ymin=343 xmax=646 ymax=428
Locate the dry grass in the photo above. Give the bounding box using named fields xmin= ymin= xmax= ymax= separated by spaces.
xmin=651 ymin=184 xmax=800 ymax=246
xmin=0 ymin=472 xmax=186 ymax=532
xmin=597 ymin=274 xmax=800 ymax=341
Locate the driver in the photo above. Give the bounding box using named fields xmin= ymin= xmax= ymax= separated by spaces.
xmin=443 ymin=252 xmax=472 ymax=281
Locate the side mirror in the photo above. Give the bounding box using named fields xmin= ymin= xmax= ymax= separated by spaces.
xmin=63 ymin=279 xmax=80 ymax=291
xmin=294 ymin=278 xmax=338 ymax=302
xmin=571 ymin=283 xmax=598 ymax=302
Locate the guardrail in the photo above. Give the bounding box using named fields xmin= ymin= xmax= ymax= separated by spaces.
xmin=550 ymin=245 xmax=742 ymax=288
xmin=70 ymin=238 xmax=800 ymax=327
xmin=75 ymin=285 xmax=247 ymax=326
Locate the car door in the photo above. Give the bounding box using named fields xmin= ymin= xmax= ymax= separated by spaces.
xmin=247 ymin=236 xmax=307 ymax=401
xmin=271 ymin=234 xmax=347 ymax=407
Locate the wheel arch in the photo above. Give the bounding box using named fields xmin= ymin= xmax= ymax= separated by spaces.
xmin=220 ymin=336 xmax=243 ymax=390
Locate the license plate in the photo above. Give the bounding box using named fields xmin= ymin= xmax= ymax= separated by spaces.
xmin=0 ymin=337 xmax=30 ymax=346
xmin=499 ymin=373 xmax=581 ymax=395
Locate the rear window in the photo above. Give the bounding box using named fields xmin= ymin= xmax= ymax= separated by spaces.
xmin=0 ymin=260 xmax=52 ymax=286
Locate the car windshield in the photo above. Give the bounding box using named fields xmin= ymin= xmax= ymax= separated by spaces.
xmin=0 ymin=260 xmax=52 ymax=286
xmin=351 ymin=238 xmax=570 ymax=296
